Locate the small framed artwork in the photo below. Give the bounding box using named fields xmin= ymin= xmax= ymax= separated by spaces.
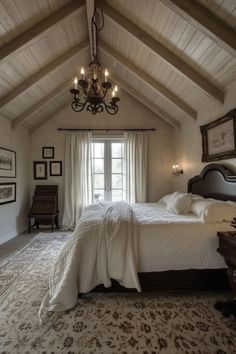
xmin=50 ymin=161 xmax=62 ymax=176
xmin=0 ymin=147 xmax=16 ymax=178
xmin=42 ymin=147 xmax=54 ymax=159
xmin=200 ymin=109 xmax=236 ymax=162
xmin=0 ymin=183 xmax=16 ymax=205
xmin=34 ymin=161 xmax=47 ymax=180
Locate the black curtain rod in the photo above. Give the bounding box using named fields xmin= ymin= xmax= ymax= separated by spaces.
xmin=58 ymin=128 xmax=156 ymax=132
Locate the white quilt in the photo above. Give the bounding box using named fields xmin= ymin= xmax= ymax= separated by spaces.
xmin=40 ymin=201 xmax=141 ymax=313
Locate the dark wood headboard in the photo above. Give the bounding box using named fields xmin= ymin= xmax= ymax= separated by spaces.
xmin=188 ymin=164 xmax=236 ymax=202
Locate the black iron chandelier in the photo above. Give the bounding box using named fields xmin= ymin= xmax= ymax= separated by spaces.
xmin=70 ymin=7 xmax=120 ymax=115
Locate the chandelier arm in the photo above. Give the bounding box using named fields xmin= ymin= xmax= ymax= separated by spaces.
xmin=104 ymin=102 xmax=118 ymax=115
xmin=71 ymin=99 xmax=87 ymax=112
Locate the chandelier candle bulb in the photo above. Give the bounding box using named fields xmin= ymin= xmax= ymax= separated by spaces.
xmin=114 ymin=85 xmax=118 ymax=92
xmin=112 ymin=90 xmax=115 ymax=97
xmin=74 ymin=77 xmax=78 ymax=89
xmin=81 ymin=67 xmax=84 ymax=80
xmin=105 ymin=69 xmax=108 ymax=82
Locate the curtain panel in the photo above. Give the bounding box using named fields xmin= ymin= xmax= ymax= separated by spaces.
xmin=124 ymin=132 xmax=148 ymax=203
xmin=62 ymin=131 xmax=92 ymax=229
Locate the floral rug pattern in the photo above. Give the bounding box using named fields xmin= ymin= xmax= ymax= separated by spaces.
xmin=0 ymin=232 xmax=236 ymax=354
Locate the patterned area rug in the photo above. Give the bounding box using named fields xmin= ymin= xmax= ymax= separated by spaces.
xmin=0 ymin=232 xmax=236 ymax=354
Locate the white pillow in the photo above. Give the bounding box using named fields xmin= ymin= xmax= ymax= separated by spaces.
xmin=192 ymin=194 xmax=204 ymax=200
xmin=158 ymin=193 xmax=172 ymax=205
xmin=167 ymin=192 xmax=192 ymax=215
xmin=191 ymin=199 xmax=236 ymax=223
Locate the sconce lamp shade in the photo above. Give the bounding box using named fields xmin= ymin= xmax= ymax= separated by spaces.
xmin=172 ymin=163 xmax=184 ymax=177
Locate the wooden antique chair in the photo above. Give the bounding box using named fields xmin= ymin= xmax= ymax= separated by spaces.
xmin=28 ymin=185 xmax=59 ymax=233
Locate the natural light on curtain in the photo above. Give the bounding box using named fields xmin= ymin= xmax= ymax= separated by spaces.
xmin=124 ymin=131 xmax=148 ymax=203
xmin=62 ymin=131 xmax=92 ymax=229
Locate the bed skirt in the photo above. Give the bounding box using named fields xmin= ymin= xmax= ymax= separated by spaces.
xmin=87 ymin=269 xmax=229 ymax=294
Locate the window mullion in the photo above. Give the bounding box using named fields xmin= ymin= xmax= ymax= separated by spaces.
xmin=105 ymin=141 xmax=111 ymax=201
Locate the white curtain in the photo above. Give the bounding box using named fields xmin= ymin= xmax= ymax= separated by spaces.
xmin=124 ymin=131 xmax=148 ymax=203
xmin=62 ymin=131 xmax=92 ymax=229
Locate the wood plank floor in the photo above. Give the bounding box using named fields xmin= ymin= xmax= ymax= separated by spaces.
xmin=0 ymin=228 xmax=54 ymax=262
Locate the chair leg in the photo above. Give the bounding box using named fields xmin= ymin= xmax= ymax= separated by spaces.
xmin=56 ymin=215 xmax=59 ymax=229
xmin=28 ymin=218 xmax=31 ymax=234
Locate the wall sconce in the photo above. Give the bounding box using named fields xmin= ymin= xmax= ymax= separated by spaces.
xmin=172 ymin=163 xmax=184 ymax=176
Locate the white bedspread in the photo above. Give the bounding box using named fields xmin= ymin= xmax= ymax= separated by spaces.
xmin=132 ymin=202 xmax=232 ymax=272
xmin=40 ymin=202 xmax=141 ymax=313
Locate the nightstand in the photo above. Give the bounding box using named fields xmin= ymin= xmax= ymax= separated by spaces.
xmin=215 ymin=231 xmax=236 ymax=318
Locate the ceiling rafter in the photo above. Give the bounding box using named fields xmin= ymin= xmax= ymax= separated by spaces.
xmin=30 ymin=101 xmax=69 ymax=134
xmin=12 ymin=79 xmax=72 ymax=129
xmin=98 ymin=0 xmax=225 ymax=104
xmin=0 ymin=40 xmax=88 ymax=110
xmin=0 ymin=0 xmax=85 ymax=62
xmin=86 ymin=0 xmax=95 ymax=60
xmin=100 ymin=41 xmax=197 ymax=119
xmin=159 ymin=0 xmax=236 ymax=58
xmin=111 ymin=75 xmax=180 ymax=129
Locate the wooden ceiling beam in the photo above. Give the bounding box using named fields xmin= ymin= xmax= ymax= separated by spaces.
xmin=98 ymin=0 xmax=224 ymax=104
xmin=0 ymin=40 xmax=88 ymax=110
xmin=0 ymin=0 xmax=85 ymax=62
xmin=12 ymin=79 xmax=71 ymax=129
xmin=30 ymin=102 xmax=69 ymax=134
xmin=86 ymin=0 xmax=95 ymax=60
xmin=160 ymin=0 xmax=236 ymax=58
xmin=111 ymin=74 xmax=180 ymax=129
xmin=100 ymin=41 xmax=197 ymax=119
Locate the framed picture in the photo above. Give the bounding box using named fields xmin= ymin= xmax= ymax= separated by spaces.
xmin=0 ymin=183 xmax=16 ymax=205
xmin=50 ymin=161 xmax=62 ymax=176
xmin=42 ymin=147 xmax=54 ymax=159
xmin=200 ymin=109 xmax=236 ymax=162
xmin=0 ymin=147 xmax=16 ymax=178
xmin=34 ymin=161 xmax=47 ymax=180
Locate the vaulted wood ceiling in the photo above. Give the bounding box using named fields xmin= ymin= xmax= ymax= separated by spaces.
xmin=0 ymin=0 xmax=235 ymax=132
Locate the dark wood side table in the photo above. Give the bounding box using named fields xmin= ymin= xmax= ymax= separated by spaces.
xmin=215 ymin=231 xmax=236 ymax=317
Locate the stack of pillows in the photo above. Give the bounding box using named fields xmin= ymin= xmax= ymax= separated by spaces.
xmin=159 ymin=191 xmax=236 ymax=223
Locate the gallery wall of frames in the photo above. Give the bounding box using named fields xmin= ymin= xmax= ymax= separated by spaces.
xmin=0 ymin=147 xmax=16 ymax=205
xmin=33 ymin=146 xmax=62 ymax=180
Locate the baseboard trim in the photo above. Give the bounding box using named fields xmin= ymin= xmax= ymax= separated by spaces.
xmin=0 ymin=224 xmax=28 ymax=245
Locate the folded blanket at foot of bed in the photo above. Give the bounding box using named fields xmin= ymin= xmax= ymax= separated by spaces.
xmin=40 ymin=201 xmax=141 ymax=313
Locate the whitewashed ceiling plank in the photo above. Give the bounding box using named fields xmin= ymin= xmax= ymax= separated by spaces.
xmin=98 ymin=0 xmax=224 ymax=103
xmin=160 ymin=0 xmax=236 ymax=57
xmin=0 ymin=40 xmax=88 ymax=109
xmin=0 ymin=0 xmax=84 ymax=61
xmin=12 ymin=79 xmax=72 ymax=128
xmin=111 ymin=74 xmax=181 ymax=129
xmin=100 ymin=40 xmax=197 ymax=119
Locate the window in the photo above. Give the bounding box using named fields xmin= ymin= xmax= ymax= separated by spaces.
xmin=91 ymin=139 xmax=125 ymax=202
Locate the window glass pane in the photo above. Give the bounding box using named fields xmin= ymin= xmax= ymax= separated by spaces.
xmin=93 ymin=143 xmax=104 ymax=158
xmin=112 ymin=158 xmax=122 ymax=173
xmin=93 ymin=158 xmax=104 ymax=173
xmin=94 ymin=174 xmax=104 ymax=188
xmin=112 ymin=174 xmax=122 ymax=188
xmin=111 ymin=143 xmax=122 ymax=158
xmin=112 ymin=189 xmax=123 ymax=201
xmin=94 ymin=189 xmax=104 ymax=202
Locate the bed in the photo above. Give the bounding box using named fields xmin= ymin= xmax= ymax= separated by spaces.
xmin=92 ymin=163 xmax=236 ymax=293
xmin=40 ymin=164 xmax=236 ymax=313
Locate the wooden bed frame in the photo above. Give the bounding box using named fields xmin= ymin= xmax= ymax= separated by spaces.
xmin=90 ymin=163 xmax=236 ymax=294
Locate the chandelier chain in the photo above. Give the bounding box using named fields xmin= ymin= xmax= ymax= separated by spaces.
xmin=91 ymin=7 xmax=104 ymax=62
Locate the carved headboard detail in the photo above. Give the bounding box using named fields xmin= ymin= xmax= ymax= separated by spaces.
xmin=188 ymin=164 xmax=236 ymax=202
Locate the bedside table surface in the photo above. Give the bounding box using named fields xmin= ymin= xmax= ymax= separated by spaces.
xmin=217 ymin=231 xmax=236 ymax=238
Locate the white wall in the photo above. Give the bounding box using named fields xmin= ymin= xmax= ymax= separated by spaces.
xmin=30 ymin=91 xmax=175 ymax=226
xmin=173 ymin=81 xmax=236 ymax=192
xmin=0 ymin=117 xmax=30 ymax=244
